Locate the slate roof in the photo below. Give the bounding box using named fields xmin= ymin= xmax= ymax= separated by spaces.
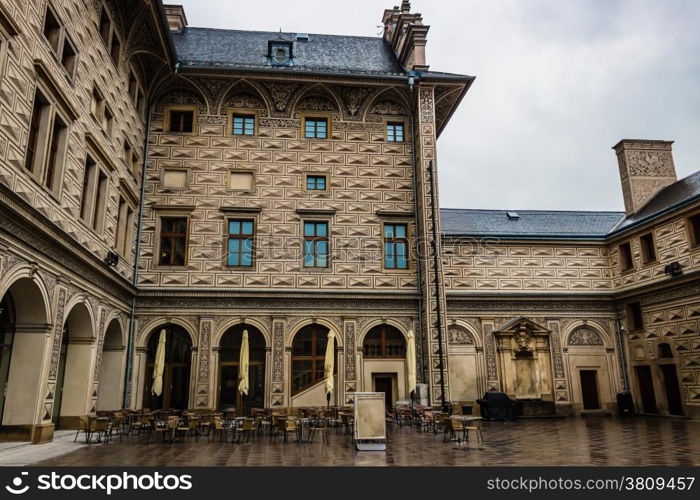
xmin=440 ymin=209 xmax=625 ymax=239
xmin=609 ymin=170 xmax=700 ymax=234
xmin=171 ymin=28 xmax=406 ymax=76
xmin=441 ymin=172 xmax=700 ymax=240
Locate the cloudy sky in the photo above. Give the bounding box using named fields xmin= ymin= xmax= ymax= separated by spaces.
xmin=177 ymin=0 xmax=700 ymax=211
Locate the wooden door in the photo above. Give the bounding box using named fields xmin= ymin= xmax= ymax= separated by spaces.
xmin=374 ymin=376 xmax=393 ymax=409
xmin=635 ymin=365 xmax=658 ymax=414
xmin=579 ymin=370 xmax=600 ymax=410
xmin=660 ymin=364 xmax=684 ymax=416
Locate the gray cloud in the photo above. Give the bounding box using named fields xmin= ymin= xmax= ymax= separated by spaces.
xmin=177 ymin=0 xmax=700 ymax=211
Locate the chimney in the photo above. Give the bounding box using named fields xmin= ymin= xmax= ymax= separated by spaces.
xmin=613 ymin=139 xmax=677 ymax=215
xmin=164 ymin=4 xmax=188 ymax=32
xmin=381 ymin=2 xmax=430 ymax=71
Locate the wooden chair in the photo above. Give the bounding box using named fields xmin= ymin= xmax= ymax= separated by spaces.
xmin=209 ymin=416 xmax=229 ymax=442
xmin=463 ymin=420 xmax=484 ymax=448
xmin=308 ymin=417 xmax=330 ymax=444
xmin=74 ymin=415 xmax=94 ymax=443
xmin=444 ymin=417 xmax=467 ymax=442
xmin=92 ymin=418 xmax=110 ymax=444
xmin=146 ymin=417 xmax=170 ymax=443
xmin=233 ymin=418 xmax=256 ymax=443
xmin=276 ymin=417 xmax=298 ymax=443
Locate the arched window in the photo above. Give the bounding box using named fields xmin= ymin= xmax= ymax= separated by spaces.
xmin=363 ymin=325 xmax=405 ymax=358
xmin=658 ymin=343 xmax=674 ymax=359
xmin=291 ymin=324 xmax=331 ymax=395
xmin=219 ymin=324 xmax=266 ymax=410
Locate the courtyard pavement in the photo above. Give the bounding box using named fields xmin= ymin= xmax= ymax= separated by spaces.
xmin=8 ymin=417 xmax=696 ymax=467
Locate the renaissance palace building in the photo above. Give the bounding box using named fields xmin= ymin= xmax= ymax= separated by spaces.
xmin=0 ymin=0 xmax=698 ymax=443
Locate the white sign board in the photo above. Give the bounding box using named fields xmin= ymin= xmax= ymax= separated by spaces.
xmin=353 ymin=392 xmax=386 ymax=450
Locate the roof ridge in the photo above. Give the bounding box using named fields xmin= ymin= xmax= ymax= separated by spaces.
xmin=180 ymin=26 xmax=384 ymax=41
xmin=440 ymin=208 xmax=625 ymax=215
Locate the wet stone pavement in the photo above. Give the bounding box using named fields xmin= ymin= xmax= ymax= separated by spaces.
xmin=31 ymin=417 xmax=700 ymax=467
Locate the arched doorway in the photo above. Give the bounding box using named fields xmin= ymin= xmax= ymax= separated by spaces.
xmin=362 ymin=324 xmax=406 ymax=409
xmin=142 ymin=325 xmax=192 ymax=410
xmin=55 ymin=302 xmax=95 ymax=429
xmin=96 ymin=319 xmax=126 ymax=411
xmin=0 ymin=277 xmax=50 ymax=440
xmin=0 ymin=294 xmax=16 ymax=426
xmin=218 ymin=324 xmax=266 ymax=412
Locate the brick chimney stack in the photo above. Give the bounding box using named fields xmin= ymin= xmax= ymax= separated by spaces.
xmin=164 ymin=4 xmax=188 ymax=32
xmin=382 ymin=1 xmax=430 ymax=71
xmin=613 ymin=139 xmax=678 ymax=215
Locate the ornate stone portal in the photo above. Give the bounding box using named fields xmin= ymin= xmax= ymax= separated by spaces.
xmin=495 ymin=318 xmax=554 ymax=402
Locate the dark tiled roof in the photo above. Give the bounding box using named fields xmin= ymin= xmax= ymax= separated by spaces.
xmin=440 ymin=208 xmax=625 ymax=239
xmin=610 ymin=170 xmax=700 ymax=234
xmin=171 ymin=28 xmax=406 ymax=75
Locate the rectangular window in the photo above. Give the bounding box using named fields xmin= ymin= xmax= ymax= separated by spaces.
xmin=640 ymin=233 xmax=657 ymax=263
xmin=168 ymin=109 xmax=194 ymax=133
xmin=304 ymin=117 xmax=328 ymax=139
xmin=131 ymin=151 xmax=141 ymax=177
xmin=80 ymin=156 xmax=96 ymax=221
xmin=99 ymin=7 xmax=111 ymax=46
xmin=103 ymin=106 xmax=113 ymax=136
xmin=162 ymin=168 xmax=188 ymax=189
xmin=227 ymin=219 xmax=255 ymax=267
xmin=688 ymin=214 xmax=700 ymax=247
xmin=91 ymin=87 xmax=105 ymax=121
xmin=128 ymin=72 xmax=138 ymax=101
xmin=110 ymin=32 xmax=121 ymax=65
xmin=386 ymin=122 xmax=405 ymax=143
xmin=115 ymin=197 xmax=133 ymax=257
xmin=43 ymin=7 xmax=61 ymax=53
xmin=306 ymin=175 xmax=327 ymax=191
xmin=303 ymin=221 xmax=329 ymax=268
xmin=159 ymin=217 xmax=188 ymax=266
xmin=232 ymin=114 xmax=255 ymax=136
xmin=384 ymin=223 xmax=409 ymax=269
xmin=43 ymin=114 xmax=67 ymax=191
xmin=25 ymin=91 xmax=50 ymax=173
xmin=628 ymin=302 xmax=644 ymax=331
xmin=619 ymin=241 xmax=634 ymax=271
xmin=60 ymin=36 xmax=77 ymax=78
xmin=91 ymin=170 xmax=108 ymax=232
xmin=230 ymin=171 xmax=254 ymax=191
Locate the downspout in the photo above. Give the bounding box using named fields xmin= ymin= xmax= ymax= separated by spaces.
xmin=408 ymin=74 xmax=425 ymax=388
xmin=427 ymin=159 xmax=448 ymax=412
xmin=122 ymin=102 xmax=153 ymax=408
xmin=615 ymin=318 xmax=630 ymax=393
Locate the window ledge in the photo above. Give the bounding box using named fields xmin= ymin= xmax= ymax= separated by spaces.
xmin=296 ymin=208 xmax=336 ymax=216
xmin=220 ymin=206 xmax=263 ymax=213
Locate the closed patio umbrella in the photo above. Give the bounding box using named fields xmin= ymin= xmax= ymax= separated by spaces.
xmin=407 ymin=329 xmax=417 ymax=403
xmin=152 ymin=329 xmax=166 ymax=396
xmin=324 ymin=330 xmax=335 ymax=408
xmin=238 ymin=330 xmax=250 ymax=397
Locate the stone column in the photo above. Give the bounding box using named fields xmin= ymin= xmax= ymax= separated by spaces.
xmin=195 ymin=317 xmax=213 ymax=409
xmin=343 ymin=318 xmax=357 ymax=405
xmin=547 ymin=319 xmax=572 ymax=415
xmin=271 ymin=317 xmax=285 ymax=407
xmin=482 ymin=320 xmax=499 ymax=392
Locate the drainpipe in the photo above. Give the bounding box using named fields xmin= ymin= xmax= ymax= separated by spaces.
xmin=615 ymin=319 xmax=630 ymax=393
xmin=407 ymin=73 xmax=425 ymax=387
xmin=122 ymin=102 xmax=153 ymax=408
xmin=427 ymin=159 xmax=448 ymax=412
